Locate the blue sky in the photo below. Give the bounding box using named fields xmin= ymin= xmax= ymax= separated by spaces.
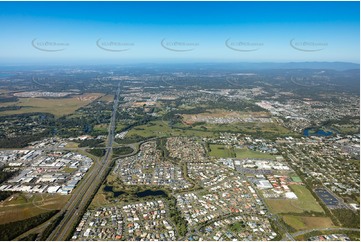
xmin=0 ymin=1 xmax=359 ymax=64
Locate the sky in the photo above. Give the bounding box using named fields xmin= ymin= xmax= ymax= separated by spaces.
xmin=0 ymin=1 xmax=359 ymax=64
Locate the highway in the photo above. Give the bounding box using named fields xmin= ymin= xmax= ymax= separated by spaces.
xmin=46 ymin=83 xmax=121 ymax=241
xmin=286 ymin=227 xmax=360 ymax=240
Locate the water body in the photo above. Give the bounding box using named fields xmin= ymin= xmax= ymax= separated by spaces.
xmin=135 ymin=189 xmax=167 ymax=198
xmin=103 ymin=185 xmax=125 ymax=197
xmin=0 ymin=73 xmax=13 ymax=78
xmin=303 ymin=128 xmax=333 ymax=137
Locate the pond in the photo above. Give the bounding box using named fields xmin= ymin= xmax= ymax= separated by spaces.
xmin=303 ymin=128 xmax=333 ymax=137
xmin=135 ymin=189 xmax=167 ymax=198
xmin=103 ymin=185 xmax=126 ymax=198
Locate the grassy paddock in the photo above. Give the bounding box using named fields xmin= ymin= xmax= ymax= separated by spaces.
xmin=235 ymin=148 xmax=275 ymax=159
xmin=283 ymin=215 xmax=335 ymax=231
xmin=0 ymin=93 xmax=103 ymax=117
xmin=266 ymin=185 xmax=324 ymax=214
xmin=209 ymin=144 xmax=235 ymax=158
xmin=0 ymin=193 xmax=69 ymax=224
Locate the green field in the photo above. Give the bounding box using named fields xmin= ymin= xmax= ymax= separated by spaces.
xmin=0 ymin=93 xmax=103 ymax=117
xmin=93 ymin=124 xmax=108 ymax=133
xmin=115 ymin=123 xmax=127 ymax=132
xmin=209 ymin=144 xmax=235 ymax=158
xmin=235 ymin=148 xmax=275 ymax=159
xmin=331 ymin=123 xmax=359 ymax=135
xmin=266 ymin=185 xmax=324 ymax=214
xmin=126 ymin=120 xmax=217 ymax=138
xmin=0 ymin=193 xmax=69 ymax=224
xmin=283 ymin=215 xmax=335 ymax=231
xmin=291 ymin=176 xmax=302 ymax=182
xmin=181 ymin=120 xmax=296 ymax=137
xmin=61 ymin=167 xmax=77 ymax=173
xmin=181 ymin=110 xmax=290 ymax=135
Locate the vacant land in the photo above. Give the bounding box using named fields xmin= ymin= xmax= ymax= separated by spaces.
xmin=182 ymin=109 xmax=271 ymax=124
xmin=235 ymin=148 xmax=275 ymax=159
xmin=126 ymin=120 xmax=217 ymax=138
xmin=266 ymin=185 xmax=324 ymax=214
xmin=0 ymin=193 xmax=69 ymax=224
xmin=209 ymin=144 xmax=235 ymax=158
xmin=115 ymin=123 xmax=127 ymax=132
xmin=131 ymin=101 xmax=157 ymax=107
xmin=0 ymin=93 xmax=103 ymax=117
xmin=283 ymin=215 xmax=335 ymax=230
xmin=183 ymin=121 xmax=296 ymax=137
xmin=89 ymin=192 xmax=110 ymax=209
xmin=98 ymin=94 xmax=114 ymax=102
xmin=94 ymin=123 xmax=108 ymax=133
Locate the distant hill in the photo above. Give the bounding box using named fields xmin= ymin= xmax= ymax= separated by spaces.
xmin=0 ymin=61 xmax=359 ymax=71
xmin=189 ymin=62 xmax=360 ymax=71
xmin=125 ymin=61 xmax=360 ymax=72
xmin=256 ymin=62 xmax=359 ymax=71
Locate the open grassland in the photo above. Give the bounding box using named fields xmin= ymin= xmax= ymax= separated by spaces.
xmin=94 ymin=123 xmax=109 ymax=133
xmin=266 ymin=185 xmax=324 ymax=214
xmin=235 ymin=148 xmax=275 ymax=159
xmin=0 ymin=93 xmax=103 ymax=117
xmin=98 ymin=94 xmax=114 ymax=102
xmin=180 ymin=120 xmax=296 ymax=137
xmin=283 ymin=215 xmax=335 ymax=231
xmin=126 ymin=120 xmax=217 ymax=138
xmin=209 ymin=144 xmax=235 ymax=158
xmin=0 ymin=193 xmax=69 ymax=224
xmin=115 ymin=123 xmax=127 ymax=132
xmin=64 ymin=141 xmax=79 ymax=148
xmin=89 ymin=192 xmax=110 ymax=209
xmin=126 ymin=115 xmax=296 ymax=142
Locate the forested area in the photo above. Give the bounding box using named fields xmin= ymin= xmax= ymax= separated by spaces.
xmin=0 ymin=210 xmax=58 ymax=240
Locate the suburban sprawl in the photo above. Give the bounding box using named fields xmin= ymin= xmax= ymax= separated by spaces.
xmin=0 ymin=65 xmax=359 ymax=241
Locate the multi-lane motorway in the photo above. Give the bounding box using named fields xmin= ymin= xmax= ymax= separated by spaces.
xmin=47 ymin=83 xmax=121 ymax=241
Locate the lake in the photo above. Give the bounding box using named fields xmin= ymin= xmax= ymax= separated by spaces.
xmin=103 ymin=185 xmax=126 ymax=197
xmin=135 ymin=189 xmax=167 ymax=198
xmin=303 ymin=128 xmax=333 ymax=137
